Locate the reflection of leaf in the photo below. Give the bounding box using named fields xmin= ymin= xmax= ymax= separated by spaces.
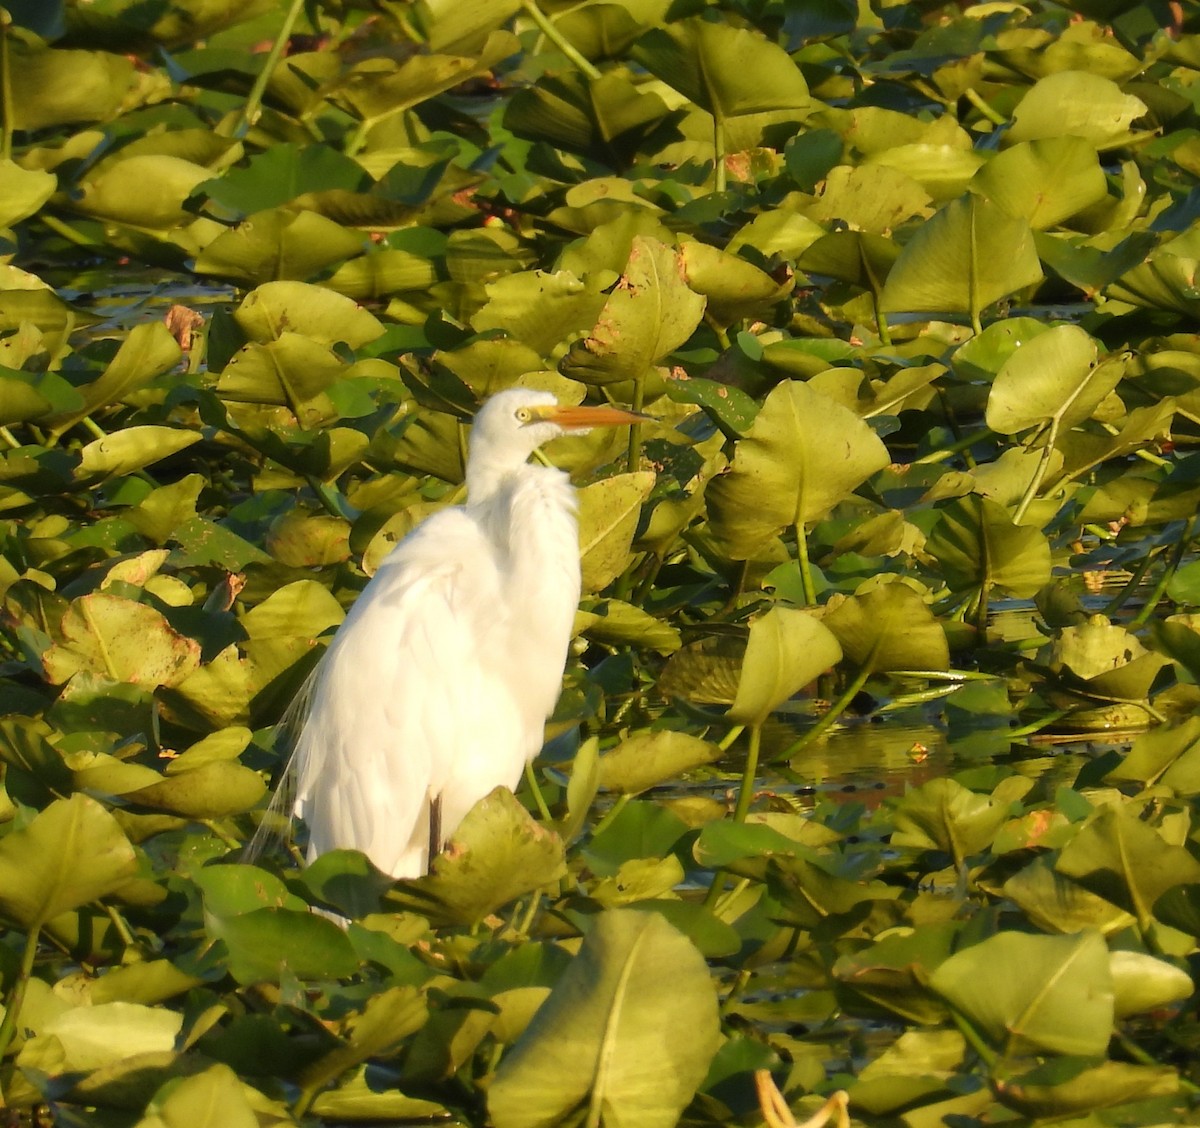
xmin=489 ymin=910 xmax=720 ymax=1128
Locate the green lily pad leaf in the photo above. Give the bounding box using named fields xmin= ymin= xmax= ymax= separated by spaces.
xmin=1109 ymin=950 xmax=1194 ymax=1018
xmin=561 ymin=237 xmax=706 ymax=386
xmin=413 ymin=0 xmax=522 ymax=51
xmin=926 ymin=495 xmax=1052 ymax=599
xmin=75 ymin=426 xmax=199 ymax=481
xmin=41 ymin=1000 xmax=182 ymax=1073
xmin=986 ymin=324 xmax=1122 ymax=435
xmin=1056 ymin=805 xmax=1200 ymax=929
xmin=973 ymin=137 xmax=1108 ymax=229
xmin=707 ymin=380 xmax=889 ymax=557
xmin=62 ymin=321 xmax=182 ymax=428
xmin=193 ymin=208 xmax=365 ymax=285
xmin=1002 ymin=856 xmax=1135 ymax=936
xmin=823 ymin=583 xmax=950 ymax=673
xmin=240 ymin=579 xmax=344 ymax=641
xmin=489 ymin=909 xmax=719 ymax=1128
xmin=196 ymin=142 xmax=366 ymax=218
xmin=89 ymin=959 xmax=203 ymax=1006
xmin=659 ymin=635 xmax=747 ymax=707
xmin=75 ymin=155 xmax=213 ymax=228
xmin=798 ymin=230 xmax=900 ymax=293
xmin=729 ymin=607 xmax=843 ymax=728
xmin=1105 ymin=717 xmax=1200 ymax=795
xmin=206 ymin=905 xmax=360 ymax=984
xmin=473 ymin=270 xmax=608 ymax=357
xmin=596 ymin=731 xmax=721 ymax=795
xmin=768 ymin=853 xmax=901 ymax=929
xmin=1047 ymin=616 xmax=1169 ymax=700
xmin=139 ymin=1064 xmax=261 ymax=1128
xmin=0 ymin=159 xmax=55 ymax=227
xmin=9 ymin=47 xmax=137 ymax=130
xmin=0 ymin=372 xmax=54 ymax=425
xmin=328 ymin=30 xmax=519 ymax=124
xmin=661 ymin=370 xmax=758 ymax=438
xmin=576 ymin=599 xmax=681 ymax=655
xmin=128 ymin=761 xmax=266 ymax=819
xmin=995 ymin=1058 xmax=1178 ymax=1119
xmin=504 ymin=71 xmax=670 ymax=164
xmin=389 ymin=789 xmax=566 ymax=926
xmin=1007 ymin=70 xmax=1148 ymax=147
xmin=297 ymin=985 xmax=429 ymax=1105
xmin=0 ymin=793 xmax=138 ymax=929
xmin=234 ymin=281 xmax=384 ymax=348
xmin=929 ymin=929 xmax=1113 ymax=1057
xmin=633 ymin=18 xmax=809 ymax=119
xmin=216 ymin=335 xmax=344 ymax=428
xmin=578 ymin=470 xmax=655 ymax=593
xmin=43 ymin=592 xmax=202 ymax=688
xmin=878 ymin=195 xmax=1043 ymax=320
xmin=891 ymin=777 xmax=1008 ymax=866
xmin=678 ymin=240 xmax=792 ymax=328
xmin=834 ymin=923 xmax=958 ymax=1024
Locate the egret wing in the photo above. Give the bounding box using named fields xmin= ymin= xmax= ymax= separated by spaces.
xmin=289 ymin=509 xmax=522 ymax=877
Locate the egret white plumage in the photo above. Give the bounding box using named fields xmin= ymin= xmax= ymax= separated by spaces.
xmin=280 ymin=388 xmax=645 ymax=878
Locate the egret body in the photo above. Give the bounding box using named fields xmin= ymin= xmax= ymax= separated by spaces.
xmin=285 ymin=389 xmax=643 ymax=878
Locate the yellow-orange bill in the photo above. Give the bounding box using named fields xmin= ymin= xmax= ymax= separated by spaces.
xmin=540 ymin=403 xmax=650 ymax=429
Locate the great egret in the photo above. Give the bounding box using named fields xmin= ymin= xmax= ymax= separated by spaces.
xmin=279 ymin=388 xmax=646 ymax=878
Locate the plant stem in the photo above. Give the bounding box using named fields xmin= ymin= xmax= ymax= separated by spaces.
xmin=588 ymin=792 xmax=629 ymax=838
xmin=779 ymin=664 xmax=872 ymax=761
xmin=231 ymin=0 xmax=307 ymax=139
xmin=795 ymin=523 xmax=816 ymax=606
xmin=1013 ymin=422 xmax=1057 ymax=525
xmin=524 ymin=761 xmax=553 ymax=822
xmin=964 ymin=87 xmax=1006 ymax=126
xmin=521 ymin=0 xmax=601 ymax=79
xmin=627 ymin=373 xmax=644 ymax=473
xmin=732 ymin=724 xmax=762 ymax=823
xmin=0 ymin=923 xmax=41 ymax=1063
xmin=713 ymin=114 xmax=727 ymax=194
xmin=0 ymin=8 xmax=12 ymax=162
xmin=1131 ymin=515 xmax=1197 ymax=627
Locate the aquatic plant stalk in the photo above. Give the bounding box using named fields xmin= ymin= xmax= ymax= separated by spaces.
xmin=231 ymin=0 xmax=307 ymax=139
xmin=521 ymin=0 xmax=601 ymax=80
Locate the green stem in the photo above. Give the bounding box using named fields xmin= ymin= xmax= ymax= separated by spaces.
xmin=732 ymin=724 xmax=762 ymax=824
xmin=588 ymin=792 xmax=630 ymax=838
xmin=795 ymin=523 xmax=816 ymax=606
xmin=524 ymin=761 xmax=553 ymax=822
xmin=627 ymin=374 xmax=644 ymax=474
xmin=1103 ymin=551 xmax=1154 ymax=618
xmin=0 ymin=8 xmax=12 ymax=163
xmin=779 ymin=665 xmax=873 ymax=761
xmin=1131 ymin=515 xmax=1197 ymax=627
xmin=231 ymin=0 xmax=307 ymax=139
xmin=0 ymin=425 xmax=19 ymax=449
xmin=871 ymin=290 xmax=892 ymax=346
xmin=0 ymin=923 xmax=41 ymax=1063
xmin=1013 ymin=423 xmax=1057 ymax=526
xmin=718 ymin=724 xmax=745 ymax=751
xmin=713 ymin=114 xmax=727 ymax=194
xmin=521 ymin=0 xmax=601 ymax=79
xmin=964 ymin=86 xmax=1006 ymax=127
xmin=912 ymin=428 xmax=991 ymax=466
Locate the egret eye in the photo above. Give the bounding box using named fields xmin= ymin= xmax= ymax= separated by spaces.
xmin=515 ymin=407 xmax=533 ymax=423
